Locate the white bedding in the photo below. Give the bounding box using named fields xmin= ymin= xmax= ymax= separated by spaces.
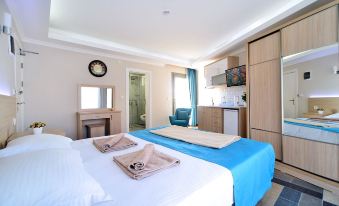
xmin=0 ymin=149 xmax=111 ymax=206
xmin=284 ymin=123 xmax=339 ymax=144
xmin=71 ymin=134 xmax=234 ymax=206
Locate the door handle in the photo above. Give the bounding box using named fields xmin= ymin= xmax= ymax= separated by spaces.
xmin=289 ymin=99 xmax=295 ymax=105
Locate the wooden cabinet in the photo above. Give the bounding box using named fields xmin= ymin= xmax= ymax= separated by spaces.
xmin=249 ymin=59 xmax=282 ymax=133
xmin=249 ymin=32 xmax=281 ymax=65
xmin=198 ymin=106 xmax=223 ymax=133
xmin=77 ymin=110 xmax=121 ymax=139
xmin=282 ymin=5 xmax=338 ymax=57
xmin=251 ymin=129 xmax=282 ymax=160
xmin=204 ymin=56 xmax=239 ymax=87
xmin=283 ymin=135 xmax=338 ymax=181
xmin=198 ymin=106 xmax=246 ymax=135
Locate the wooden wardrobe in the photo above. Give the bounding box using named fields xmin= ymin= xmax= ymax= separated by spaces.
xmin=247 ymin=2 xmax=339 ymax=160
xmin=248 ymin=31 xmax=282 ymax=160
xmin=247 ymin=2 xmax=339 ymax=177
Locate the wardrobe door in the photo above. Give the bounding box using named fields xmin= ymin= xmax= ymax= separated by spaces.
xmin=249 ymin=32 xmax=281 ymax=65
xmin=251 ymin=129 xmax=282 ymax=160
xmin=282 ymin=5 xmax=338 ymax=57
xmin=249 ymin=59 xmax=282 ymax=133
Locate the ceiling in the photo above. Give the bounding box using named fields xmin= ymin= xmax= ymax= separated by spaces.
xmin=6 ymin=0 xmax=319 ymax=67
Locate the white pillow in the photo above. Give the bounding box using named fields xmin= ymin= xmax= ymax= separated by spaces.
xmin=325 ymin=113 xmax=339 ymax=119
xmin=0 ymin=148 xmax=113 ymax=206
xmin=0 ymin=134 xmax=72 ymax=158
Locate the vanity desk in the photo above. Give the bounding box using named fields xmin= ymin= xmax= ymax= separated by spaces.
xmin=77 ymin=110 xmax=121 ymax=139
xmin=77 ymin=84 xmax=121 ymax=139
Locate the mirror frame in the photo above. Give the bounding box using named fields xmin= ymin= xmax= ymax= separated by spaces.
xmin=78 ymin=84 xmax=115 ymax=112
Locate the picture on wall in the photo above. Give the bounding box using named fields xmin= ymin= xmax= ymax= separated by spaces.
xmin=226 ymin=65 xmax=246 ymax=87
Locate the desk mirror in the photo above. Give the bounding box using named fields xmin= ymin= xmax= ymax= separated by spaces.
xmin=79 ymin=85 xmax=114 ymax=110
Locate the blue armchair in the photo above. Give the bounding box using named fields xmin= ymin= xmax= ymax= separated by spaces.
xmin=169 ymin=108 xmax=192 ymax=127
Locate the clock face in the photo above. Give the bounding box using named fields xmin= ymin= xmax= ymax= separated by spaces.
xmin=88 ymin=60 xmax=107 ymax=77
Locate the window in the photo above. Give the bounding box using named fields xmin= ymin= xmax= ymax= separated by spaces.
xmin=172 ymin=73 xmax=191 ymax=113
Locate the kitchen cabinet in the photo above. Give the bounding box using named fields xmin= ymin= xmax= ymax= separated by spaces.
xmin=204 ymin=56 xmax=239 ymax=87
xmin=198 ymin=106 xmax=246 ymax=136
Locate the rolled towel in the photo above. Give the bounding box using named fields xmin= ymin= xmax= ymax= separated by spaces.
xmin=129 ymin=144 xmax=154 ymax=171
xmin=113 ymin=146 xmax=180 ymax=180
xmin=93 ymin=133 xmax=137 ymax=153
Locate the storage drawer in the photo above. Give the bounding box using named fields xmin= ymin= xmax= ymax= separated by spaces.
xmin=282 ymin=135 xmax=338 ymax=181
xmin=251 ymin=129 xmax=282 ymax=160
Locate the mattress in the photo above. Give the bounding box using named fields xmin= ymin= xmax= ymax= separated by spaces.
xmin=71 ymin=134 xmax=234 ymax=206
xmin=284 ymin=122 xmax=339 ymax=145
xmin=130 ymin=128 xmax=275 ymax=206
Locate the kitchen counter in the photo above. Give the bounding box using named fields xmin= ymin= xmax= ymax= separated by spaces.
xmin=197 ymin=106 xmax=247 ymax=137
xmin=198 ymin=105 xmax=247 ymax=109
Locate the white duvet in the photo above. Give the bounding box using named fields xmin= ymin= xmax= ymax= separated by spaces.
xmin=71 ymin=134 xmax=234 ymax=206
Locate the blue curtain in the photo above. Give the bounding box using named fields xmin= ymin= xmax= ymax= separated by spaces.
xmin=187 ymin=68 xmax=197 ymax=126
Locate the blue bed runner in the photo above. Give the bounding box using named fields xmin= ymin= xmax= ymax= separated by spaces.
xmin=284 ymin=120 xmax=339 ymax=133
xmin=129 ymin=128 xmax=275 ymax=206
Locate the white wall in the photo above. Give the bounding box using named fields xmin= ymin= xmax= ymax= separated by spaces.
xmin=284 ymin=54 xmax=339 ymax=115
xmin=197 ymin=49 xmax=246 ymax=106
xmin=23 ymin=43 xmax=185 ymax=139
xmin=0 ymin=0 xmax=16 ymax=96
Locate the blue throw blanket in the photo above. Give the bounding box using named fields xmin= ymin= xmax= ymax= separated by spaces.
xmin=284 ymin=120 xmax=339 ymax=133
xmin=130 ymin=128 xmax=275 ymax=206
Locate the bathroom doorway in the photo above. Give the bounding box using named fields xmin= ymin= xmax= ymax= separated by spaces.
xmin=126 ymin=69 xmax=151 ymax=132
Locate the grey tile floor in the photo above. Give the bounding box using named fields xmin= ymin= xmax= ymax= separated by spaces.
xmin=129 ymin=123 xmax=145 ymax=132
xmin=257 ymin=170 xmax=339 ymax=206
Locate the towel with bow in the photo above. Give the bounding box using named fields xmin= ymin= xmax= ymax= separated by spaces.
xmin=113 ymin=144 xmax=180 ymax=180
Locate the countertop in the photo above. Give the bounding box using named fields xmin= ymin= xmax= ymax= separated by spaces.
xmin=198 ymin=105 xmax=247 ymax=109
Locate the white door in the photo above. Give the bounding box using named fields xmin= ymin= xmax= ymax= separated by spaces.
xmin=283 ymin=71 xmax=298 ymax=118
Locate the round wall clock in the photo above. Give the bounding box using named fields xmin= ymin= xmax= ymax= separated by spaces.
xmin=88 ymin=60 xmax=107 ymax=77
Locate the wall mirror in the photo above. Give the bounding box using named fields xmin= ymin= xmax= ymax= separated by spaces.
xmin=281 ymin=43 xmax=339 ymax=141
xmin=79 ymin=85 xmax=115 ymax=110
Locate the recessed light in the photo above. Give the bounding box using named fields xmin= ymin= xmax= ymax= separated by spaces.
xmin=162 ymin=10 xmax=170 ymax=15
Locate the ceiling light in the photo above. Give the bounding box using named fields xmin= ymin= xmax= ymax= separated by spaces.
xmin=162 ymin=10 xmax=170 ymax=15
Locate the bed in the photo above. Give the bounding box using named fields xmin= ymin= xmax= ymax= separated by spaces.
xmin=284 ymin=117 xmax=339 ymax=144
xmin=0 ymin=94 xmax=275 ymax=206
xmin=74 ymin=128 xmax=275 ymax=206
xmin=0 ymin=129 xmax=275 ymax=206
xmin=72 ymin=134 xmax=234 ymax=206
